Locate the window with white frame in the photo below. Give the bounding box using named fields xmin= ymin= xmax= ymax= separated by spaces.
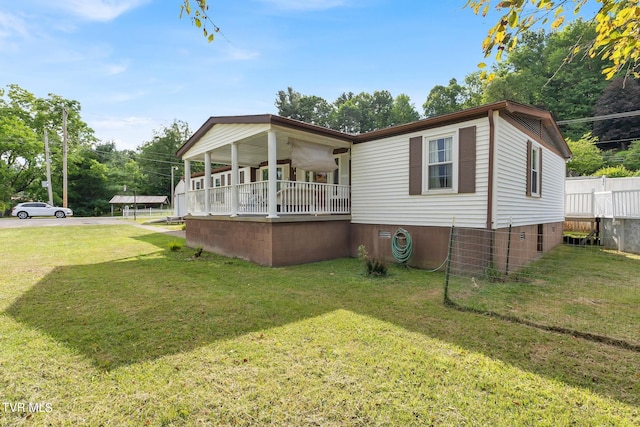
xmin=426 ymin=134 xmax=455 ymax=191
xmin=530 ymin=145 xmax=541 ymax=196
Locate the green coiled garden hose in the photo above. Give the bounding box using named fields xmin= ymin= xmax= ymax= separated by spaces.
xmin=392 ymin=227 xmax=412 ymax=264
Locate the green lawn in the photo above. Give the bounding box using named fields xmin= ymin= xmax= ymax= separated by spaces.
xmin=447 ymin=245 xmax=640 ymax=347
xmin=0 ymin=225 xmax=638 ymax=426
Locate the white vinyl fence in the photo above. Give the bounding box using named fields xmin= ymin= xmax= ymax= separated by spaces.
xmin=565 ymin=190 xmax=640 ymax=219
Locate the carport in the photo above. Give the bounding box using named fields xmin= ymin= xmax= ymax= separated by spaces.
xmin=108 ymin=195 xmax=169 ymax=216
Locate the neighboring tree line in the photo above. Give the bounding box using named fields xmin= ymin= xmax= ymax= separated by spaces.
xmin=275 ymin=88 xmax=420 ymax=134
xmin=0 ymin=84 xmax=190 ymax=216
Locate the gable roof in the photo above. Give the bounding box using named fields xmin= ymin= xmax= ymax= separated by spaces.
xmin=109 ymin=196 xmax=169 ymax=204
xmin=355 ymin=100 xmax=571 ymax=159
xmin=176 ymin=114 xmax=353 ymax=158
xmin=176 ymin=100 xmax=571 ymax=160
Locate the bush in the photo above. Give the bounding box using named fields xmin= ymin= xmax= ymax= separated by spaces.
xmin=593 ymin=165 xmax=633 ymax=177
xmin=168 ymin=241 xmax=183 ymax=251
xmin=357 ymin=245 xmax=388 ymax=277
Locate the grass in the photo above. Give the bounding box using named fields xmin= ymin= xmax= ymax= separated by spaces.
xmin=447 ymin=245 xmax=640 ymax=347
xmin=0 ymin=225 xmax=638 ymax=426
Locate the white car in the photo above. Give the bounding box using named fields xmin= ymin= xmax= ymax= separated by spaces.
xmin=11 ymin=202 xmax=73 ymax=219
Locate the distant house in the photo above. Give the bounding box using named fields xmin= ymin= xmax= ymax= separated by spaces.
xmin=175 ymin=100 xmax=571 ymax=268
xmin=108 ymin=195 xmax=169 ymax=216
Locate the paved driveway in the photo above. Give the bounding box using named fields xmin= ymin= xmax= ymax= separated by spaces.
xmin=0 ymin=216 xmax=186 ymax=238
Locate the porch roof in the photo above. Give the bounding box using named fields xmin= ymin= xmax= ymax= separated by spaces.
xmin=176 ymin=114 xmax=354 ymax=166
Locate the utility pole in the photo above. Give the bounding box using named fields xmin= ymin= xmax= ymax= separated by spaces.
xmin=62 ymin=108 xmax=68 ymax=208
xmin=44 ymin=129 xmax=54 ymax=205
xmin=171 ymin=166 xmax=178 ymax=208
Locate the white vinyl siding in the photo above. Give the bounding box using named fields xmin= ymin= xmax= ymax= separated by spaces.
xmin=493 ymin=117 xmax=566 ymax=229
xmin=351 ymin=118 xmax=490 ymax=228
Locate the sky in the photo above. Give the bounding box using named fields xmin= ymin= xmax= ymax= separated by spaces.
xmin=1 ymin=1 xmax=593 ymax=151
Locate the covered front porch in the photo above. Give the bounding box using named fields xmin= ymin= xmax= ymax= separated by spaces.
xmin=178 ymin=115 xmax=353 ymax=219
xmin=175 ymin=115 xmax=355 ymax=266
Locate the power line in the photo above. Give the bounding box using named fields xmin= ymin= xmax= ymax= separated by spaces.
xmin=557 ymin=110 xmax=640 ymax=125
xmin=93 ymin=149 xmax=182 ymax=167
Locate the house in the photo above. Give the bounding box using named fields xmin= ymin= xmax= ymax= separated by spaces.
xmin=175 ymin=100 xmax=571 ymax=268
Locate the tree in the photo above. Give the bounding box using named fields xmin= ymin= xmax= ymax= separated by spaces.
xmin=565 ymin=133 xmax=604 ymax=176
xmin=276 ymin=88 xmax=420 ymax=134
xmin=298 ymin=95 xmax=334 ymax=128
xmin=137 ymin=120 xmax=190 ymax=196
xmin=592 ymin=76 xmax=640 ymax=149
xmin=423 ymin=74 xmax=486 ymax=117
xmin=368 ymin=90 xmax=395 ymax=130
xmin=481 ymin=21 xmax=610 ymax=140
xmin=462 ymin=72 xmax=487 ymax=109
xmin=67 ymin=147 xmax=111 ymax=216
xmin=331 ymin=97 xmax=362 ymax=134
xmin=180 ymin=0 xmax=222 ymax=42
xmin=465 ymin=0 xmax=640 ymax=80
xmin=0 ymin=84 xmax=95 ymax=212
xmin=389 ymin=94 xmax=421 ymax=126
xmin=622 ymin=140 xmax=640 ymax=171
xmin=275 ymin=87 xmax=302 ymax=120
xmin=94 ymin=142 xmax=141 ymax=197
xmin=0 ymin=114 xmax=42 ymax=214
xmin=423 ymin=78 xmax=466 ymax=117
xmin=275 ymin=88 xmax=334 ymax=128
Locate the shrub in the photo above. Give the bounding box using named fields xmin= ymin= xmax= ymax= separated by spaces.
xmin=193 ymin=246 xmax=203 ymax=258
xmin=168 ymin=241 xmax=183 ymax=251
xmin=593 ymin=165 xmax=633 ymax=178
xmin=357 ymin=245 xmax=388 ymax=277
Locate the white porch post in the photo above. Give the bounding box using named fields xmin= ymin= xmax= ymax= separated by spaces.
xmin=184 ymin=160 xmax=191 ymax=214
xmin=230 ymin=142 xmax=239 ymax=217
xmin=267 ymin=130 xmax=279 ymax=218
xmin=204 ymin=152 xmax=211 ymax=214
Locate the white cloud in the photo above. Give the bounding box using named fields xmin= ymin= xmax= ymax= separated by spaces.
xmin=225 ymin=46 xmax=260 ymax=61
xmin=258 ymin=0 xmax=346 ymax=11
xmin=0 ymin=12 xmax=29 ymax=51
xmin=92 ymin=115 xmax=153 ymax=129
xmin=106 ymin=63 xmax=128 ymax=75
xmin=54 ymin=0 xmax=151 ymax=22
xmin=105 ymin=90 xmax=147 ymax=104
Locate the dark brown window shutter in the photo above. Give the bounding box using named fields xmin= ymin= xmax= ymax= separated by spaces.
xmin=526 ymin=140 xmax=532 ymax=196
xmin=409 ymin=136 xmax=422 ymax=195
xmin=458 ymin=126 xmax=476 ymax=194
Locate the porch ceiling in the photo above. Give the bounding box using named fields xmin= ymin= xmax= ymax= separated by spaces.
xmin=181 ymin=121 xmax=352 ymax=167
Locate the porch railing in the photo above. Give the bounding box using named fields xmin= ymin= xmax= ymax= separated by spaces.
xmin=565 ymin=190 xmax=640 ymax=219
xmin=187 ymin=180 xmax=350 ymax=216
